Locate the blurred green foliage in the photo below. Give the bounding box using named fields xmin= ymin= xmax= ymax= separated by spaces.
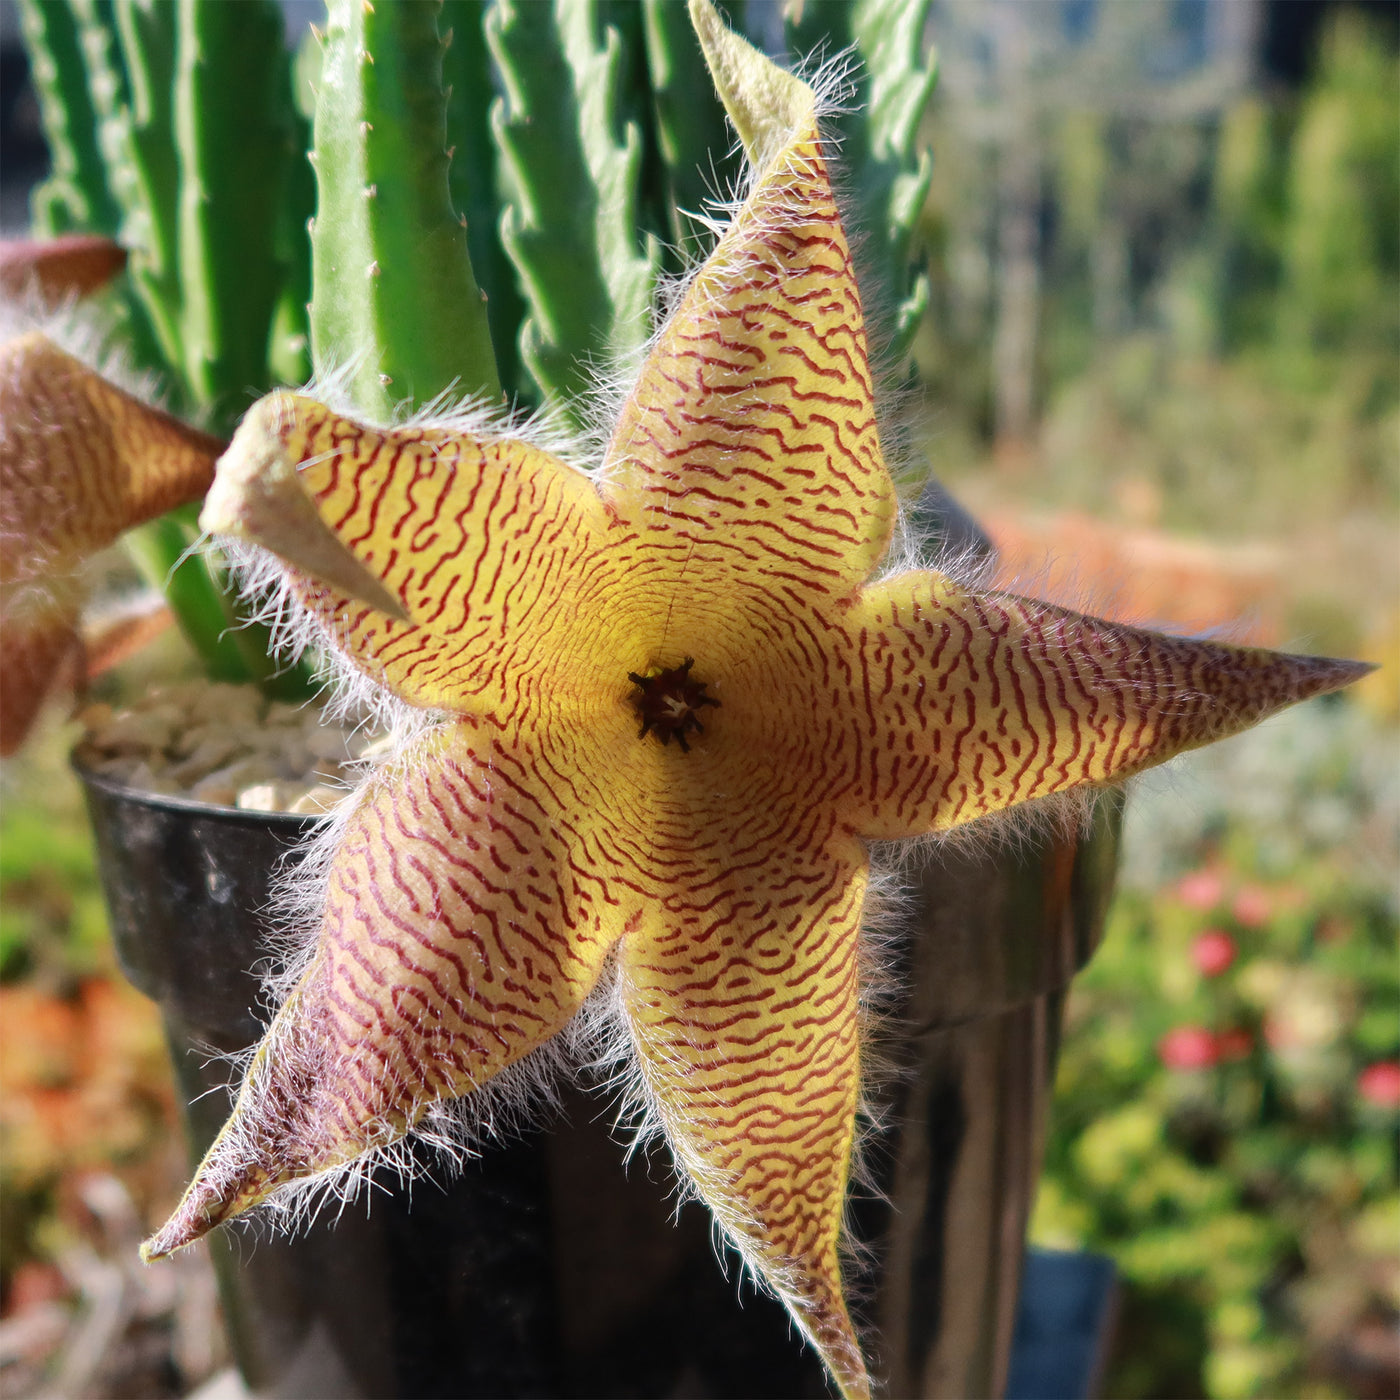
xmin=0 ymin=802 xmax=107 ymax=984
xmin=1036 ymin=699 xmax=1400 ymax=1399
xmin=921 ymin=9 xmax=1399 ymax=537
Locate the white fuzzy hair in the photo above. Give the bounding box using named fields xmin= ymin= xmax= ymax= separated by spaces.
xmin=0 ymin=279 xmax=165 ymax=405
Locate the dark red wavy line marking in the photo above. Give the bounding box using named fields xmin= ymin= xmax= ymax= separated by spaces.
xmin=350 ymin=847 xmax=477 ymax=1001
xmin=329 ymin=966 xmax=452 ymax=1096
xmin=344 ymin=441 xmax=400 ymax=550
xmin=766 ymin=237 xmax=847 ymax=275
xmin=681 ymin=414 xmax=827 ymax=462
xmin=416 ymin=447 xmax=490 ymax=622
xmin=667 ymin=343 xmax=756 ymax=378
xmin=1013 ymin=611 xmax=1062 ymax=801
xmin=805 ymin=413 xmax=874 ymax=484
xmin=1041 ymin=622 xmax=1082 ymax=794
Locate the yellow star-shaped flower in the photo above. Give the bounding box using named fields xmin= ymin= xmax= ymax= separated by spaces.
xmin=153 ymin=6 xmax=1367 ymax=1395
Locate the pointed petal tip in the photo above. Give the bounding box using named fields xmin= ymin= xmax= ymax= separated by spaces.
xmin=1283 ymin=652 xmax=1377 ymax=702
xmin=202 ymin=392 xmax=410 ymax=622
xmin=138 ymin=1231 xmax=179 ymax=1265
xmin=0 ymin=610 xmax=83 ymax=755
xmin=141 ymin=1126 xmax=291 ymax=1263
xmin=0 ymin=235 xmax=127 ymax=303
xmin=140 ymin=1178 xmax=243 ymax=1263
xmin=689 ymin=0 xmax=815 ymax=167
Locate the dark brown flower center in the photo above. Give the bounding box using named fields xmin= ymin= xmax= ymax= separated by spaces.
xmin=627 ymin=658 xmax=719 ymax=753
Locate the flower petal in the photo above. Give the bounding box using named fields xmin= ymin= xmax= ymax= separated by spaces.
xmin=0 ymin=596 xmax=82 ymax=755
xmin=0 ymin=235 xmax=127 ymax=303
xmin=1 ymin=335 xmax=221 ymax=584
xmin=846 ymin=570 xmax=1374 ymax=838
xmin=0 ymin=334 xmax=221 ymax=750
xmin=620 ymin=834 xmax=870 ymax=1400
xmin=142 ymin=719 xmax=633 ymax=1259
xmin=603 ymin=3 xmax=896 ymax=602
xmin=204 ymin=392 xmax=630 ymax=713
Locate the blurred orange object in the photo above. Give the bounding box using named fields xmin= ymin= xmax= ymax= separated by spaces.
xmin=0 ymin=977 xmax=174 ymax=1188
xmin=983 ymin=508 xmax=1286 ymax=645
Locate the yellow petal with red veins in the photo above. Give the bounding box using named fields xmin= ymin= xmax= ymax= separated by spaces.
xmin=842 ymin=572 xmax=1375 ymax=839
xmin=621 ymin=830 xmax=870 ymax=1400
xmin=143 ymin=715 xmax=640 ymax=1260
xmin=204 ymin=392 xmax=628 ymax=716
xmin=604 ymin=9 xmax=895 ymax=604
xmin=0 ymin=334 xmax=221 ymax=751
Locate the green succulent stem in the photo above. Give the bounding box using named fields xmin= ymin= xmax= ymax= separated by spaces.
xmin=112 ymin=0 xmax=186 ymax=379
xmin=785 ymin=0 xmax=937 ymax=363
xmin=441 ymin=0 xmax=525 ymax=401
xmin=20 ymin=0 xmax=124 ymax=238
xmin=311 ymin=0 xmax=501 ymax=421
xmin=641 ymin=0 xmax=741 ymax=267
xmin=172 ymin=0 xmax=296 ymax=435
xmin=123 ymin=510 xmax=253 ymax=684
xmin=22 ymin=0 xmax=317 ymax=698
xmin=487 ymin=0 xmax=657 ymax=428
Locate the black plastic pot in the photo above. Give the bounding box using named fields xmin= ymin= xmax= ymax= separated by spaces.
xmin=77 ymin=752 xmax=1119 ymax=1399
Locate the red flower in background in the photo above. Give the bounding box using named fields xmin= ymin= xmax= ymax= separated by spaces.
xmin=1216 ymin=1028 xmax=1254 ymax=1062
xmin=1357 ymin=1062 xmax=1400 ymax=1109
xmin=1159 ymin=1025 xmax=1221 ymax=1070
xmin=1193 ymin=930 xmax=1237 ymax=977
xmin=1178 ymin=868 xmax=1226 ymax=911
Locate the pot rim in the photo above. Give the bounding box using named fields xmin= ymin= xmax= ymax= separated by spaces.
xmin=72 ymin=744 xmax=325 ymax=829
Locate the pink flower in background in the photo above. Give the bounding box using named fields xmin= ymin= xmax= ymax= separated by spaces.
xmin=1159 ymin=1025 xmax=1220 ymax=1070
xmin=1216 ymin=1028 xmax=1254 ymax=1062
xmin=1178 ymin=868 xmax=1226 ymax=910
xmin=1193 ymin=930 xmax=1237 ymax=977
xmin=1232 ymin=886 xmax=1272 ymax=928
xmin=1357 ymin=1062 xmax=1400 ymax=1109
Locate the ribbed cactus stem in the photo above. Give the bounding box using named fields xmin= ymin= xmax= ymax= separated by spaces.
xmin=123 ymin=510 xmax=257 ymax=684
xmin=19 ymin=0 xmax=124 ymax=238
xmin=488 ymin=0 xmax=657 ymax=427
xmin=63 ymin=0 xmax=171 ymax=383
xmin=785 ymin=0 xmax=936 ymax=363
xmin=556 ymin=2 xmax=658 ymax=366
xmin=172 ymin=0 xmax=294 ymax=434
xmin=441 ymin=0 xmax=525 ymax=401
xmin=267 ymin=39 xmax=315 ymax=393
xmin=854 ymin=0 xmax=936 ymax=356
xmin=113 ymin=0 xmax=184 ymax=372
xmin=70 ymin=0 xmax=136 ymax=210
xmin=641 ymin=0 xmax=740 ymax=267
xmin=311 ymin=0 xmax=500 ymax=421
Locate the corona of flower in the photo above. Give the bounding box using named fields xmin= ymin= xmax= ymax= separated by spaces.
xmin=148 ymin=6 xmax=1368 ymax=1396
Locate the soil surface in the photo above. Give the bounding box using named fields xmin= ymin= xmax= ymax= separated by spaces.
xmin=76 ymin=681 xmax=386 ymax=815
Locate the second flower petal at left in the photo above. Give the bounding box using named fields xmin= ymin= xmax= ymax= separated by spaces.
xmin=0 ymin=334 xmax=222 ymax=751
